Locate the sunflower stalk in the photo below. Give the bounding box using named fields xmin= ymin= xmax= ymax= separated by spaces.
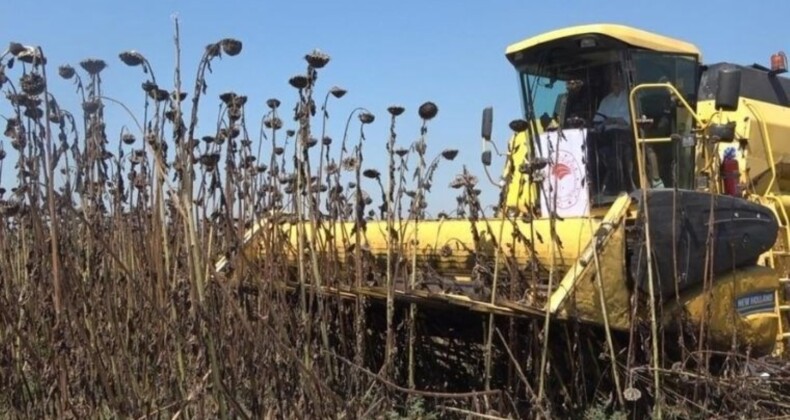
xmin=174 ymin=19 xmax=226 ymax=419
xmin=385 ymin=107 xmax=399 ymax=380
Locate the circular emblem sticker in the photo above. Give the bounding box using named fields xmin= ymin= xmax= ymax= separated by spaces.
xmin=548 ymin=149 xmax=583 ymax=210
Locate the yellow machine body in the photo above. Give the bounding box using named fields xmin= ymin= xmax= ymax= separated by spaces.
xmin=229 ymin=24 xmax=790 ymax=357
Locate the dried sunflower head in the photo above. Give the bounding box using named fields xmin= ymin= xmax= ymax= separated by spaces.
xmin=80 ymin=58 xmax=107 ymax=76
xmin=219 ymin=92 xmax=238 ymax=106
xmin=17 ymin=46 xmax=46 ymax=65
xmin=148 ymin=88 xmax=169 ymax=102
xmin=325 ymin=162 xmax=339 ymax=175
xmin=358 ymin=112 xmax=375 ymax=124
xmin=8 ymin=42 xmax=25 ymax=56
xmin=362 ymin=169 xmax=380 ymax=179
xmin=119 ymin=50 xmax=145 ymax=67
xmin=199 ymin=153 xmax=221 ymax=169
xmin=220 ymin=38 xmax=243 ymax=56
xmin=449 ymin=173 xmax=478 ymax=189
xmin=302 ymin=137 xmax=318 ymax=149
xmin=305 ymin=49 xmax=330 ymax=69
xmin=387 ymin=106 xmax=405 ymax=117
xmin=263 ymin=117 xmax=283 ymax=130
xmin=342 ymin=156 xmax=359 ymax=171
xmin=441 ymin=149 xmax=458 ymax=161
xmin=418 ymin=101 xmax=438 ymax=120
xmin=141 ymin=81 xmax=157 ymax=93
xmin=23 ymin=106 xmax=43 ymax=119
xmin=266 ymin=98 xmax=281 ymax=109
xmin=58 ymin=65 xmax=76 ymax=80
xmin=122 ymin=133 xmax=136 ymax=145
xmin=20 ymin=73 xmax=45 ymax=96
xmin=329 ymin=86 xmax=347 ymax=99
xmin=288 ymin=75 xmax=308 ymax=89
xmin=82 ymin=99 xmax=102 ymax=114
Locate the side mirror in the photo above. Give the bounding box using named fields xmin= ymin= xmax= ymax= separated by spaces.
xmin=481 ymin=107 xmax=493 ymax=141
xmin=715 ymin=68 xmax=741 ymax=111
xmin=481 ymin=150 xmax=492 ymax=166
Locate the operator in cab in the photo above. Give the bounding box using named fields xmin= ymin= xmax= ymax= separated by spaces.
xmin=592 ymin=66 xmax=637 ymax=193
xmin=593 ymin=67 xmax=630 ymax=129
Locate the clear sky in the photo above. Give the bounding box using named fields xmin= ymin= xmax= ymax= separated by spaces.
xmin=2 ymin=0 xmax=789 ymax=215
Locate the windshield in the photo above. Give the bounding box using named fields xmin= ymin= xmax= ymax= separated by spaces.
xmin=630 ymin=52 xmax=698 ymax=136
xmin=518 ymin=50 xmax=627 ymax=129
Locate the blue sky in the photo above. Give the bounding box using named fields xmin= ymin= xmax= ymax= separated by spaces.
xmin=2 ymin=0 xmax=789 ymax=214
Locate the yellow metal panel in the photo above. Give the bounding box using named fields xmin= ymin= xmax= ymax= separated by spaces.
xmin=548 ymin=193 xmax=633 ymax=315
xmin=556 ymin=219 xmax=631 ymax=330
xmin=662 ymin=265 xmax=780 ymax=357
xmin=506 ymin=24 xmax=700 ymax=57
xmin=244 ymin=217 xmax=598 ymax=279
xmin=503 ymin=131 xmax=537 ymax=214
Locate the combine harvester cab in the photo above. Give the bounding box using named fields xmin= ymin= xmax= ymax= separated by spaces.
xmin=223 ymin=24 xmax=789 ymax=358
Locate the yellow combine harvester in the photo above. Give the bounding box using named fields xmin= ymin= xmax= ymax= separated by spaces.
xmin=228 ymin=24 xmax=790 ymax=357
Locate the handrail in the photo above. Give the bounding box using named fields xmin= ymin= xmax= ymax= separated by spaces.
xmin=627 ymin=83 xmax=707 ymax=186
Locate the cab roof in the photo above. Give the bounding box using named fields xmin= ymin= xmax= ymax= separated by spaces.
xmin=506 ymin=24 xmax=700 ymax=58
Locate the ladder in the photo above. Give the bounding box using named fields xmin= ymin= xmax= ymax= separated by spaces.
xmin=757 ymin=194 xmax=790 ymax=355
